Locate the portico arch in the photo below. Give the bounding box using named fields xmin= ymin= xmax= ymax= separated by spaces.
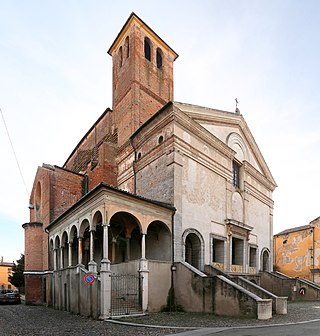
xmin=61 ymin=231 xmax=68 ymax=268
xmin=183 ymin=229 xmax=204 ymax=270
xmin=79 ymin=219 xmax=90 ymax=267
xmin=69 ymin=225 xmax=78 ymax=266
xmin=49 ymin=239 xmax=54 ymax=271
xmin=92 ymin=210 xmax=103 ymax=268
xmin=54 ymin=236 xmax=61 ymax=269
xmin=146 ymin=221 xmax=171 ymax=261
xmin=109 ymin=212 xmax=142 ymax=264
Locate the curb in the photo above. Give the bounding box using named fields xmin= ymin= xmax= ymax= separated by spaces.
xmin=106 ymin=316 xmax=320 ymax=336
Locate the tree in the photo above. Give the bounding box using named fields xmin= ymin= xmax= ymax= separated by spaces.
xmin=8 ymin=254 xmax=25 ymax=290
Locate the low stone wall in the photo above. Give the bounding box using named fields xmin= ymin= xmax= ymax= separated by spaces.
xmin=174 ymin=262 xmax=213 ymax=313
xmin=51 ymin=265 xmax=100 ymax=319
xmin=260 ymin=272 xmax=320 ymax=301
xmin=174 ymin=262 xmax=272 ymax=319
xmin=110 ymin=260 xmax=140 ymax=275
xmin=234 ymin=276 xmax=287 ymax=314
xmin=148 ymin=261 xmax=171 ymax=312
xmin=214 ymin=275 xmax=272 ymax=320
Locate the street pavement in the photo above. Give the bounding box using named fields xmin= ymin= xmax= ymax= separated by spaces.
xmin=173 ymin=320 xmax=320 ymax=336
xmin=1 ymin=301 xmax=320 ymax=336
xmin=0 ymin=304 xmax=182 ymax=336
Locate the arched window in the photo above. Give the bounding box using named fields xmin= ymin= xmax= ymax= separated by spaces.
xmin=156 ymin=48 xmax=163 ymax=69
xmin=119 ymin=46 xmax=123 ymax=67
xmin=35 ymin=182 xmax=41 ymax=221
xmin=125 ymin=36 xmax=129 ymax=58
xmin=261 ymin=249 xmax=270 ymax=272
xmin=144 ymin=37 xmax=151 ymax=61
xmin=232 ymin=160 xmax=240 ymax=188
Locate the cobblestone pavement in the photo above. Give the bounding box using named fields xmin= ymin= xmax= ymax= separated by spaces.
xmin=0 ymin=304 xmax=184 ymax=336
xmin=118 ymin=300 xmax=320 ymax=328
xmin=1 ymin=301 xmax=320 ymax=336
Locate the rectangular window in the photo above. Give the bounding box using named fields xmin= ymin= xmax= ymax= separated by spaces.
xmin=249 ymin=246 xmax=257 ymax=267
xmin=232 ymin=237 xmax=244 ymax=265
xmin=212 ymin=238 xmax=224 ymax=263
xmin=232 ymin=160 xmax=240 ymax=188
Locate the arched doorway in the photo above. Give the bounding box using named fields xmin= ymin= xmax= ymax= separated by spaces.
xmin=261 ymin=249 xmax=270 ymax=271
xmin=146 ymin=221 xmax=171 ymax=261
xmin=184 ymin=231 xmax=203 ymax=270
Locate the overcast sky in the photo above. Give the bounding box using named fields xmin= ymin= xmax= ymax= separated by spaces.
xmin=1 ymin=0 xmax=319 ymax=262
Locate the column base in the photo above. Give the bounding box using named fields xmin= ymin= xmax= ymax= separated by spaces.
xmin=88 ymin=261 xmax=97 ymax=273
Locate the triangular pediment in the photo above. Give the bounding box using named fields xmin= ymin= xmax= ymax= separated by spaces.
xmin=173 ymin=102 xmax=276 ymax=188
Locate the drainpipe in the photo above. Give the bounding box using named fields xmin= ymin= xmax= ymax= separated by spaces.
xmin=44 ymin=227 xmax=50 ymax=305
xmin=129 ymin=137 xmax=137 ymax=194
xmin=170 ymin=211 xmax=176 ymax=305
xmin=312 ymin=228 xmax=315 ymax=282
xmin=45 ymin=228 xmax=50 ymax=270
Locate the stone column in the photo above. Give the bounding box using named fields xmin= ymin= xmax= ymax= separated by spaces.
xmin=228 ymin=233 xmax=233 ymax=273
xmin=78 ymin=237 xmax=83 ymax=265
xmin=100 ymin=222 xmax=111 ymax=320
xmin=88 ymin=230 xmax=97 ymax=273
xmin=243 ymin=238 xmax=247 ymax=274
xmin=60 ymin=247 xmax=64 ymax=269
xmin=102 ymin=223 xmax=109 ymax=261
xmin=90 ymin=230 xmax=94 ymax=261
xmin=53 ymin=248 xmax=57 ymax=271
xmin=139 ymin=233 xmax=149 ymax=312
xmin=68 ymin=242 xmax=72 ymax=267
xmin=141 ymin=233 xmax=146 ymax=259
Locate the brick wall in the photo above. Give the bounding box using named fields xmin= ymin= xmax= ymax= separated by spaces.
xmin=49 ymin=167 xmax=85 ymax=221
xmin=26 ymin=165 xmax=85 ymax=274
xmin=63 ymin=110 xmax=118 ymax=190
xmin=25 ymin=275 xmax=43 ymax=305
xmin=87 ymin=142 xmax=118 ymax=190
xmin=23 ymin=222 xmax=43 ymax=271
xmin=111 ymin=22 xmax=175 ymax=147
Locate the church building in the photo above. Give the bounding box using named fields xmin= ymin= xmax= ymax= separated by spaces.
xmin=24 ymin=13 xmax=277 ymax=319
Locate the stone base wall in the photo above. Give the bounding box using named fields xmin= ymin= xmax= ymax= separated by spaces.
xmin=25 ymin=274 xmax=43 ymax=305
xmin=51 ymin=266 xmax=100 ymax=319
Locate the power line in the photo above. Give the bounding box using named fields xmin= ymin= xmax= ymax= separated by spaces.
xmin=0 ymin=107 xmax=30 ymax=197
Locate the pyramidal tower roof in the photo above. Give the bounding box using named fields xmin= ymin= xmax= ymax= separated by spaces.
xmin=108 ymin=12 xmax=178 ymax=60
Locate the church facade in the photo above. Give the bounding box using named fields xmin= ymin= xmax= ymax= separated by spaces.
xmin=24 ymin=13 xmax=276 ymax=318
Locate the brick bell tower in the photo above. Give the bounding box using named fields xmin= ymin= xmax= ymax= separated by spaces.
xmin=108 ymin=13 xmax=178 ymax=146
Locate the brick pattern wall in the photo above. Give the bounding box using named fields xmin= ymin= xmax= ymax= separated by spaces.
xmin=25 ymin=275 xmax=43 ymax=305
xmin=49 ymin=167 xmax=85 ymax=221
xmin=23 ymin=222 xmax=43 ymax=271
xmin=87 ymin=142 xmax=118 ymax=190
xmin=26 ymin=165 xmax=85 ymax=274
xmin=65 ymin=131 xmax=118 ymax=174
xmin=112 ymin=22 xmax=174 ymax=146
